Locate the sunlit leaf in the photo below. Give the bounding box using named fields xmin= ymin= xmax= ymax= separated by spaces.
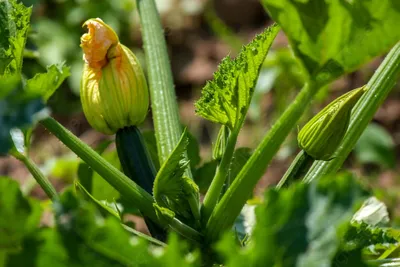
xmin=262 ymin=0 xmax=400 ymax=84
xmin=195 ymin=24 xmax=280 ymax=129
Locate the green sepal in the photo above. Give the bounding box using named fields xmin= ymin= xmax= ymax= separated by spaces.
xmin=298 ymin=86 xmax=366 ymax=160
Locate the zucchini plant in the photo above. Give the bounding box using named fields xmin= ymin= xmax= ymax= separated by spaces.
xmin=1 ymin=0 xmax=400 ymax=266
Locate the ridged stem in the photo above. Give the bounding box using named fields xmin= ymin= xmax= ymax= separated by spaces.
xmin=136 ymin=0 xmax=192 ymax=179
xmin=41 ymin=117 xmax=159 ymax=223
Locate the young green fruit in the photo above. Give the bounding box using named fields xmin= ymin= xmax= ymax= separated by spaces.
xmin=298 ymin=86 xmax=366 ymax=160
xmin=80 ymin=18 xmax=149 ymax=134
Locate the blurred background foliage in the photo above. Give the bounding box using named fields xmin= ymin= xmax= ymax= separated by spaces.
xmin=2 ymin=0 xmax=399 ymax=231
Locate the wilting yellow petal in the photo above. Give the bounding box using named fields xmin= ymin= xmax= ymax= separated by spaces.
xmin=80 ymin=18 xmax=119 ymax=69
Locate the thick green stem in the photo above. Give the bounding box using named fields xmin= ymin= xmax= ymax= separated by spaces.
xmin=13 ymin=152 xmax=58 ymax=201
xmin=205 ymin=81 xmax=319 ymax=242
xmin=41 ymin=117 xmax=159 ymax=223
xmin=201 ymin=131 xmax=238 ymax=223
xmin=303 ymin=42 xmax=400 ymax=183
xmin=136 ymin=0 xmax=191 ymax=178
xmin=276 ymin=150 xmax=313 ymax=189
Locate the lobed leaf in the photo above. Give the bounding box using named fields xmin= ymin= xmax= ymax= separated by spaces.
xmin=195 ymin=24 xmax=280 ymax=129
xmin=261 ymin=0 xmax=400 ymax=84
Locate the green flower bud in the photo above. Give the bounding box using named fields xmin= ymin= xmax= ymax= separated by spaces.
xmin=212 ymin=125 xmax=229 ymax=161
xmin=80 ymin=18 xmax=149 ymax=135
xmin=298 ymin=86 xmax=366 ymax=160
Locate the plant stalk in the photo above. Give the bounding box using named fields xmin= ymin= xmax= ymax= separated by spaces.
xmin=201 ymin=131 xmax=238 ymax=223
xmin=205 ymin=81 xmax=319 ymax=242
xmin=303 ymin=42 xmax=400 ymax=183
xmin=136 ymin=0 xmax=191 ymax=178
xmin=41 ymin=117 xmax=159 ymax=223
xmin=13 ymin=152 xmax=58 ymax=201
xmin=276 ymin=150 xmax=313 ymax=189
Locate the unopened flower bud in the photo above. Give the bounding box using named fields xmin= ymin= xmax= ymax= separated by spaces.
xmin=80 ymin=18 xmax=149 ymax=135
xmin=298 ymin=86 xmax=366 ymax=160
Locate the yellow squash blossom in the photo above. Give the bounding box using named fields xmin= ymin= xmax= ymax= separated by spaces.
xmin=80 ymin=18 xmax=149 ymax=134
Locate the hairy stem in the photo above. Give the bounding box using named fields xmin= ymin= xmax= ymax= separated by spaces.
xmin=136 ymin=0 xmax=191 ymax=178
xmin=303 ymin=42 xmax=400 ymax=183
xmin=205 ymin=81 xmax=319 ymax=242
xmin=12 ymin=152 xmax=58 ymax=201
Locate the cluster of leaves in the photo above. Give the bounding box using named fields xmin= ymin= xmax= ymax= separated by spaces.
xmin=0 ymin=178 xmax=198 ymax=267
xmin=3 ymin=172 xmax=400 ymax=267
xmin=0 ymin=0 xmax=69 ymax=154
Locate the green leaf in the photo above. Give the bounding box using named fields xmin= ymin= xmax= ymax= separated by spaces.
xmin=261 ymin=0 xmax=400 ymax=84
xmin=142 ymin=130 xmax=200 ymax=172
xmin=0 ymin=0 xmax=31 ymax=75
xmin=0 ymin=178 xmax=41 ymax=253
xmin=354 ymin=123 xmax=396 ymax=169
xmin=218 ymin=173 xmax=369 ymax=267
xmin=341 ymin=222 xmax=399 ymax=253
xmin=195 ymin=24 xmax=280 ymax=129
xmin=0 ymin=78 xmax=46 ymax=155
xmin=25 ymin=63 xmax=70 ymax=102
xmin=153 ymin=130 xmax=199 ymax=220
xmin=0 ymin=1 xmax=70 ymax=156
